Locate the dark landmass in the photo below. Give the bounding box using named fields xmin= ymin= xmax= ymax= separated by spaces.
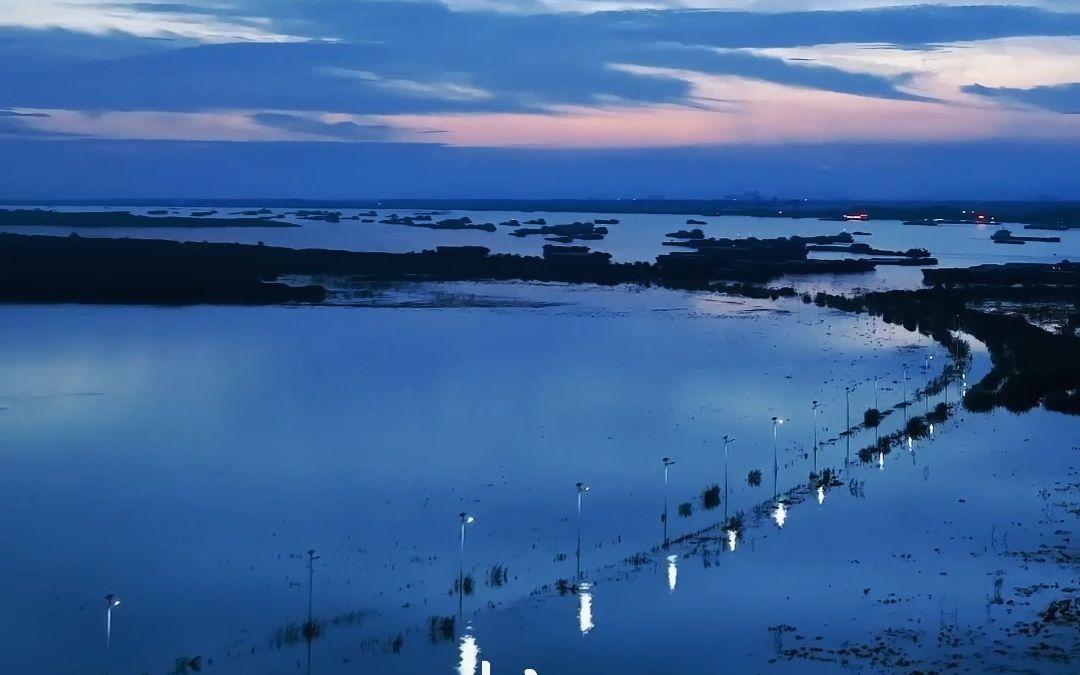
xmin=663 ymin=232 xmax=854 ymax=251
xmin=686 ymin=219 xmax=707 ymax=225
xmin=593 ymin=218 xmax=619 ymax=225
xmin=510 ymin=222 xmax=607 ymax=240
xmin=0 ymin=209 xmax=298 ymax=228
xmin=666 ymin=228 xmax=705 ymax=239
xmin=813 ymin=280 xmax=1080 ymax=415
xmin=15 ymin=199 xmax=1079 ymax=227
xmin=379 ymin=215 xmax=496 ymax=232
xmin=293 ymin=210 xmax=344 ymax=223
xmin=924 ymin=261 xmax=1079 ymax=287
xmin=0 ymin=230 xmax=904 ymax=307
xmin=1025 ymin=223 xmax=1078 ymax=231
xmin=991 ymin=228 xmax=1061 ymax=244
xmin=807 ymin=243 xmax=932 ymax=258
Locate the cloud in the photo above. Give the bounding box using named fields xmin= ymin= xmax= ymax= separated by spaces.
xmin=1 ymin=3 xmax=1080 ymax=149
xmin=965 ymin=83 xmax=1080 ymax=114
xmin=0 ymin=109 xmax=50 ymax=117
xmin=250 ymin=112 xmax=395 ymax=140
xmin=324 ymin=68 xmax=494 ymax=102
xmin=0 ymin=0 xmax=307 ymax=42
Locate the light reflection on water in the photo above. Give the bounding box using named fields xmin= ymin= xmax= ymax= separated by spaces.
xmin=458 ymin=630 xmax=480 ymax=675
xmin=666 ymin=555 xmax=678 ymax=593
xmin=773 ymin=501 xmax=788 ymax=528
xmin=577 ymin=583 xmax=594 ymax=636
xmin=0 ymin=285 xmax=984 ymax=674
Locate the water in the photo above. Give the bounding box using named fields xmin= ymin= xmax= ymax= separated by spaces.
xmin=1 ymin=212 xmax=1078 ymax=674
xmin=0 ymin=285 xmax=980 ymax=674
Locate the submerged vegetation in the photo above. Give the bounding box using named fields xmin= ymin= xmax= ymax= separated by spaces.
xmin=701 ymin=485 xmax=721 ymax=510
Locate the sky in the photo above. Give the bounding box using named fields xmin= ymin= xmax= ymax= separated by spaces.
xmin=1 ymin=0 xmax=1079 ymax=199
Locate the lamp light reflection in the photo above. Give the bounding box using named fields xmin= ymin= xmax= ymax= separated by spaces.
xmin=773 ymin=501 xmax=788 ymax=528
xmin=457 ymin=631 xmax=479 ymax=675
xmin=727 ymin=529 xmax=738 ymax=552
xmin=666 ymin=555 xmax=678 ymax=593
xmin=816 ymin=485 xmax=825 ymax=505
xmin=578 ymin=583 xmax=594 ymax=635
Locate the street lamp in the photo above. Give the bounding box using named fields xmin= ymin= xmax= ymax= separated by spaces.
xmin=810 ymin=401 xmax=821 ymax=472
xmin=662 ymin=457 xmax=676 ymax=548
xmin=771 ymin=416 xmax=784 ymax=500
xmin=722 ymin=435 xmax=734 ymax=522
xmin=924 ymin=354 xmax=934 ymax=413
xmin=902 ymin=366 xmax=909 ymax=424
xmin=575 ymin=482 xmax=590 ymax=584
xmin=104 ymin=594 xmax=120 ymax=675
xmin=305 ymin=549 xmax=321 ymax=675
xmin=844 ymin=384 xmax=854 ymax=465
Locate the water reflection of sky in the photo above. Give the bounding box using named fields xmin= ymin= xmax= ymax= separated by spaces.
xmin=0 ymin=278 xmax=1065 ymax=674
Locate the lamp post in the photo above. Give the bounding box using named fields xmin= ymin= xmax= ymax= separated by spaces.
xmin=902 ymin=366 xmax=908 ymax=424
xmin=924 ymin=354 xmax=934 ymax=414
xmin=306 ymin=549 xmax=320 ymax=675
xmin=873 ymin=376 xmax=879 ymax=410
xmin=771 ymin=416 xmax=784 ymax=499
xmin=811 ymin=401 xmax=821 ymax=472
xmin=458 ymin=514 xmax=474 ymax=623
xmin=722 ymin=435 xmax=734 ymax=522
xmin=844 ymin=384 xmax=854 ymax=465
xmin=104 ymin=594 xmax=120 ymax=675
xmin=662 ymin=457 xmax=675 ymax=548
xmin=575 ymin=482 xmax=589 ymax=584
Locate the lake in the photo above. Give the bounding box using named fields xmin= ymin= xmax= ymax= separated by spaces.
xmin=1 ymin=212 xmax=1078 ymax=674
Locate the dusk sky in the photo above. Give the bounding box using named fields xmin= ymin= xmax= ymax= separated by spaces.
xmin=2 ymin=0 xmax=1080 ymax=198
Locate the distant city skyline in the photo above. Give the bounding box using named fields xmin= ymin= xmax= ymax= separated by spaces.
xmin=1 ymin=1 xmax=1079 ymax=197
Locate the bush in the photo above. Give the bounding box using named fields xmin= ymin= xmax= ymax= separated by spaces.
xmin=701 ymin=484 xmax=721 ymax=509
xmin=678 ymin=502 xmax=693 ymax=518
xmin=747 ymin=470 xmax=763 ymax=487
xmin=863 ymin=408 xmax=882 ymax=428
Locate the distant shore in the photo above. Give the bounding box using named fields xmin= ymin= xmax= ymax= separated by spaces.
xmin=2 ymin=198 xmax=1078 ymax=227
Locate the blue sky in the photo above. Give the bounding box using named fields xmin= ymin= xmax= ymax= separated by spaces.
xmin=1 ymin=0 xmax=1079 ymax=198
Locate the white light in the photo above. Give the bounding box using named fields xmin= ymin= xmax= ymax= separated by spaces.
xmin=666 ymin=555 xmax=678 ymax=593
xmin=466 ymin=516 xmax=475 ymax=524
xmin=578 ymin=583 xmax=594 ymax=635
xmin=817 ymin=486 xmax=825 ymax=505
xmin=727 ymin=529 xmax=738 ymax=552
xmin=773 ymin=502 xmax=788 ymax=528
xmin=458 ymin=633 xmax=480 ymax=675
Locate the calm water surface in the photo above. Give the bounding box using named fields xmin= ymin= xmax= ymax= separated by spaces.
xmin=0 ymin=221 xmax=1077 ymax=673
